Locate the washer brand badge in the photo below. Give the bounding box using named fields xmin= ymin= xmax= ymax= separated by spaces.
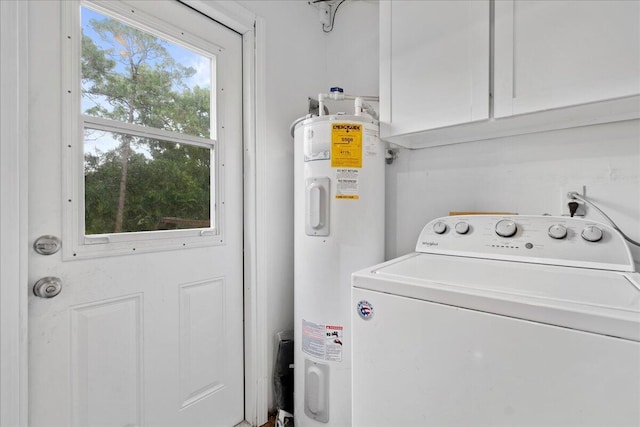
xmin=423 ymin=241 xmax=439 ymax=247
xmin=357 ymin=300 xmax=374 ymax=320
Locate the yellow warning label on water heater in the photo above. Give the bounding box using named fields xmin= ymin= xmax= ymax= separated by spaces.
xmin=331 ymin=123 xmax=362 ymax=168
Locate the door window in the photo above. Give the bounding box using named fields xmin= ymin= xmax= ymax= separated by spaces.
xmin=64 ymin=2 xmax=226 ymax=257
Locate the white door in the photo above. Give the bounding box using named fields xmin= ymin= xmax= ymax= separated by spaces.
xmin=27 ymin=1 xmax=244 ymax=426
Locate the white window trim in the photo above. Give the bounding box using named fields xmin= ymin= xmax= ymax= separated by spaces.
xmin=63 ymin=0 xmax=230 ymax=259
xmin=84 ymin=116 xmax=218 ymax=150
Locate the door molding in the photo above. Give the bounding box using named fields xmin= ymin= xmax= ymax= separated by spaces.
xmin=0 ymin=1 xmax=29 ymax=426
xmin=181 ymin=1 xmax=268 ymax=425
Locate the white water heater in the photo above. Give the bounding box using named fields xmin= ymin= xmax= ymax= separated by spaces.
xmin=293 ymin=113 xmax=385 ymax=427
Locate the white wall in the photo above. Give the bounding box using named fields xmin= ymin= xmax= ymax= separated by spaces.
xmin=386 ymin=120 xmax=640 ymax=269
xmin=322 ymin=0 xmax=379 ymax=115
xmin=323 ymin=0 xmax=379 ymax=96
xmin=237 ymin=0 xmax=327 ymax=411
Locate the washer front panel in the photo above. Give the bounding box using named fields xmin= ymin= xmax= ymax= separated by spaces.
xmin=352 ymin=287 xmax=640 ymax=427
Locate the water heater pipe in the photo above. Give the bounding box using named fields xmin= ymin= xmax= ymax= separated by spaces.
xmin=318 ymin=92 xmax=379 ymax=118
xmin=354 ymin=97 xmax=380 ymax=120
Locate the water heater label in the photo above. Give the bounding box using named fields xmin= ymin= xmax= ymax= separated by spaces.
xmin=302 ymin=319 xmax=326 ymax=358
xmin=302 ymin=319 xmax=344 ymax=362
xmin=325 ymin=325 xmax=344 ymax=362
xmin=331 ymin=123 xmax=362 ymax=168
xmin=336 ymin=168 xmax=359 ymax=200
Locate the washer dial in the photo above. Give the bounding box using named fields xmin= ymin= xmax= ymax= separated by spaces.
xmin=548 ymin=224 xmax=568 ymax=240
xmin=582 ymin=225 xmax=603 ymax=242
xmin=495 ymin=219 xmax=518 ymax=238
xmin=455 ymin=222 xmax=470 ymax=235
xmin=433 ymin=221 xmax=448 ymax=234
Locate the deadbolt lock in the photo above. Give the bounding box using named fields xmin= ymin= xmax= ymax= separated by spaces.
xmin=33 ymin=235 xmax=62 ymax=255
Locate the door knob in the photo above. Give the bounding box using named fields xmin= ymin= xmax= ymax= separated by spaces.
xmin=33 ymin=277 xmax=62 ymax=298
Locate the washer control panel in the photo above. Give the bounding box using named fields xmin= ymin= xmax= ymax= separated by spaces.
xmin=415 ymin=215 xmax=634 ymax=272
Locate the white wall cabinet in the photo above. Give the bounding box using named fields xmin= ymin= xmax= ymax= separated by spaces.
xmin=380 ymin=0 xmax=490 ymax=138
xmin=494 ymin=0 xmax=640 ymax=118
xmin=381 ymin=0 xmax=640 ymax=149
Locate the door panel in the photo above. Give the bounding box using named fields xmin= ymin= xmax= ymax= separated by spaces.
xmin=70 ymin=295 xmax=143 ymax=427
xmin=179 ymin=278 xmax=226 ymax=409
xmin=27 ymin=1 xmax=244 ymax=426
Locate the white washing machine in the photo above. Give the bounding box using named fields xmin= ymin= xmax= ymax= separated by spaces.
xmin=352 ymin=215 xmax=640 ymax=427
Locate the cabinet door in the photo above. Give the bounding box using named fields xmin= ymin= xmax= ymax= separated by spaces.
xmin=380 ymin=0 xmax=490 ymax=138
xmin=494 ymin=0 xmax=640 ymax=118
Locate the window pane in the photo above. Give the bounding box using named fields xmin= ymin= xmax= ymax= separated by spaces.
xmin=84 ymin=128 xmax=211 ymax=235
xmin=81 ymin=6 xmax=213 ymax=139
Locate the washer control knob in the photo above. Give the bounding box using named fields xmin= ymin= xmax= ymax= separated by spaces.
xmin=548 ymin=224 xmax=568 ymax=240
xmin=495 ymin=220 xmax=517 ymax=238
xmin=455 ymin=222 xmax=470 ymax=235
xmin=433 ymin=221 xmax=448 ymax=234
xmin=582 ymin=225 xmax=603 ymax=242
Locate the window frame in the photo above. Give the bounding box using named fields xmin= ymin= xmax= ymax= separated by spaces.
xmin=63 ymin=0 xmax=227 ymax=259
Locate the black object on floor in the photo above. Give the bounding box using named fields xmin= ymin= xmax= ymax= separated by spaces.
xmin=274 ymin=331 xmax=294 ymax=415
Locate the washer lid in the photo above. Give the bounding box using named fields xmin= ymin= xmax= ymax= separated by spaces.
xmin=352 ymin=253 xmax=640 ymax=341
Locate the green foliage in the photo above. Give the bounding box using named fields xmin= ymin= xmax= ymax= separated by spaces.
xmin=84 ymin=140 xmax=211 ymax=234
xmin=82 ymin=13 xmax=212 ymax=234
